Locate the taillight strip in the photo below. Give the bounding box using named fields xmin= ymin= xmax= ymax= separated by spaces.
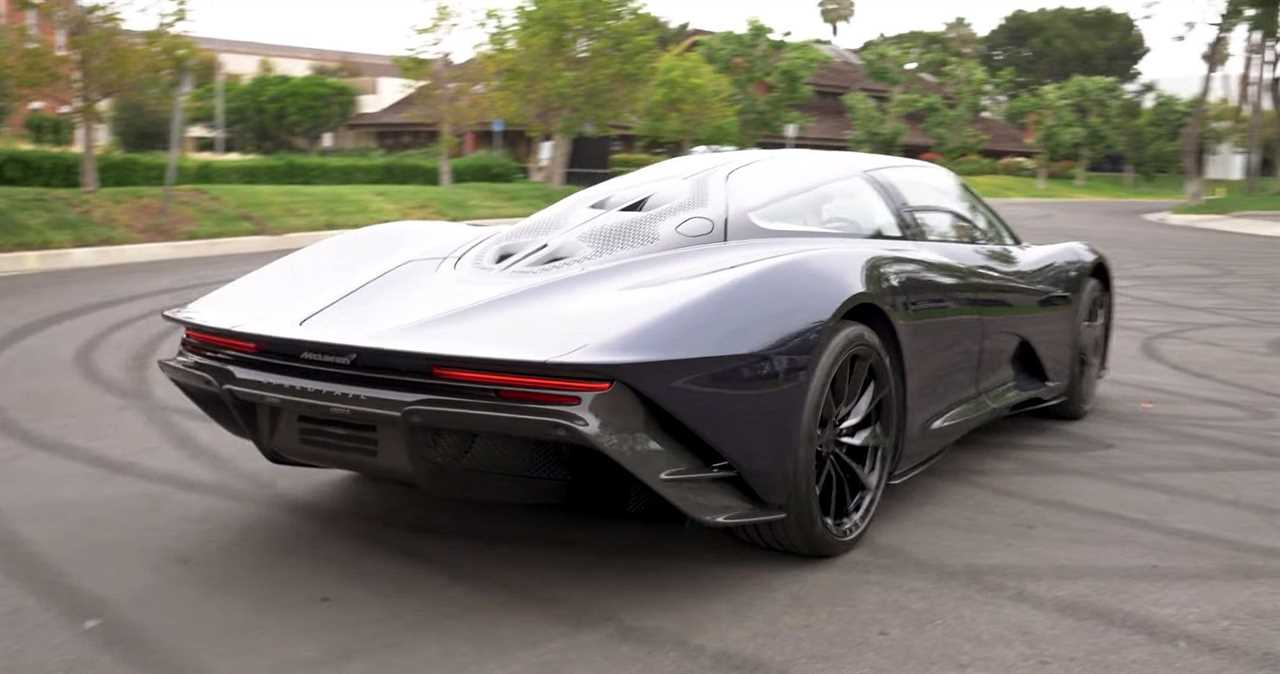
xmin=431 ymin=366 xmax=612 ymax=392
xmin=184 ymin=329 xmax=259 ymax=353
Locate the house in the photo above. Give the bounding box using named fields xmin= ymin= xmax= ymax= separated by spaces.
xmin=344 ymin=39 xmax=1035 ymax=183
xmin=186 ymin=36 xmax=421 ymax=150
xmin=1 ymin=0 xmax=75 ymax=135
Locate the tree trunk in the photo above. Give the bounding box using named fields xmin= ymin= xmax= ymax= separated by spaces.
xmin=549 ymin=132 xmax=572 ymax=187
xmin=1182 ymin=24 xmax=1231 ymax=204
xmin=1123 ymin=162 xmax=1136 ymax=188
xmin=1074 ymin=148 xmax=1088 ymax=186
xmin=214 ymin=62 xmax=227 ymax=154
xmin=1035 ymin=164 xmax=1048 ymax=190
xmin=1247 ymin=32 xmax=1266 ymax=193
xmin=679 ymin=137 xmax=691 ymax=154
xmin=1271 ymin=40 xmax=1280 ymax=189
xmin=163 ymin=69 xmax=192 ymax=221
xmin=439 ymin=120 xmax=453 ymax=187
xmin=80 ymin=110 xmax=99 ymax=193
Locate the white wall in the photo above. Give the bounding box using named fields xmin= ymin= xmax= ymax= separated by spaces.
xmin=1204 ymin=144 xmax=1247 ymax=181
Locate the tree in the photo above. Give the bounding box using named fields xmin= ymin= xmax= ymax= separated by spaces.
xmin=860 ymin=18 xmax=978 ymax=78
xmin=983 ymin=8 xmax=1148 ymax=88
xmin=915 ymin=59 xmax=989 ymax=159
xmin=55 ymin=2 xmax=148 ymax=192
xmin=1182 ymin=1 xmax=1246 ymax=202
xmin=843 ymin=92 xmax=905 ymax=155
xmin=1033 ymin=76 xmax=1126 ymax=186
xmin=398 ymin=2 xmax=490 ymax=186
xmin=190 ymin=74 xmax=355 ymax=153
xmin=0 ymin=13 xmax=64 ymax=135
xmin=698 ymin=20 xmax=827 ymax=147
xmin=486 ymin=0 xmax=663 ymax=186
xmin=637 ymin=51 xmax=738 ymax=152
xmin=818 ymin=0 xmax=855 ymax=37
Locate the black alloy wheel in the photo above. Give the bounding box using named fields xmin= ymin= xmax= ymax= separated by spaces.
xmin=735 ymin=322 xmax=898 ymax=556
xmin=1045 ymin=278 xmax=1110 ymax=420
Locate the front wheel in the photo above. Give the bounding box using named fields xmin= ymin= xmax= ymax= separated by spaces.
xmin=1044 ymin=278 xmax=1110 ymax=420
xmin=734 ymin=322 xmax=900 ymax=557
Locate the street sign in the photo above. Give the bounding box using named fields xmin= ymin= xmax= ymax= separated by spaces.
xmin=491 ymin=118 xmax=506 ymax=133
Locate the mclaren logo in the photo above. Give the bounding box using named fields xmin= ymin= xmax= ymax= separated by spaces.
xmin=299 ymin=351 xmax=358 ymax=366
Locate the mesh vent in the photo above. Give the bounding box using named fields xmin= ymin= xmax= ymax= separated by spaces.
xmin=470 ymin=174 xmax=711 ymax=274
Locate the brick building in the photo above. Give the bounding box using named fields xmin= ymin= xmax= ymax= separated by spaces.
xmin=1 ymin=0 xmax=75 ymax=134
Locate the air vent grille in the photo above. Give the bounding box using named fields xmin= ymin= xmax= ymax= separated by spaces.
xmin=297 ymin=415 xmax=379 ymax=457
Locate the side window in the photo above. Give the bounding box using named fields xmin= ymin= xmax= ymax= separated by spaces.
xmin=747 ymin=176 xmax=903 ymax=239
xmin=880 ymin=166 xmax=1015 ymax=245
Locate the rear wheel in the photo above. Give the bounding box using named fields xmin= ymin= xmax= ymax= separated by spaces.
xmin=734 ymin=322 xmax=899 ymax=557
xmin=1044 ymin=279 xmax=1110 ymax=420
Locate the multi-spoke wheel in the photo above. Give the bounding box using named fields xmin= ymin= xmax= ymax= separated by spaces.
xmin=735 ymin=321 xmax=899 ymax=556
xmin=1045 ymin=278 xmax=1110 ymax=420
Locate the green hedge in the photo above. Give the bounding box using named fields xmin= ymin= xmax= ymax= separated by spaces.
xmin=945 ymin=155 xmax=999 ymax=176
xmin=0 ymin=149 xmax=526 ymax=187
xmin=609 ymin=152 xmax=666 ymax=173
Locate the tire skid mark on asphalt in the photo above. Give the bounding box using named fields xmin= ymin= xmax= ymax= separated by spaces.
xmin=946 ymin=459 xmax=1280 ymax=478
xmin=0 ymin=292 xmax=791 ymax=673
xmin=0 ymin=510 xmax=214 ymax=674
xmin=868 ymin=544 xmax=1280 ymax=672
xmin=1139 ymin=325 xmax=1280 ymax=400
xmin=951 ymin=474 xmax=1280 ymax=563
xmin=973 ymin=450 xmax=1280 ymax=521
xmin=70 ymin=306 xmax=205 ymax=422
xmin=1102 ymin=377 xmax=1275 ymax=424
xmin=122 ymin=318 xmax=275 ymax=489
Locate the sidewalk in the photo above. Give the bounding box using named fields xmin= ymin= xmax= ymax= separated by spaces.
xmin=0 ymin=218 xmax=520 ymax=276
xmin=1142 ymin=211 xmax=1280 ymax=237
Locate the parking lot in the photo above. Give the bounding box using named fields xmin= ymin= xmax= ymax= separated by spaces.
xmin=0 ymin=200 xmax=1277 ymax=674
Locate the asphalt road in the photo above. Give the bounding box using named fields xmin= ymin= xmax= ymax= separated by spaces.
xmin=1 ymin=201 xmax=1278 ymax=674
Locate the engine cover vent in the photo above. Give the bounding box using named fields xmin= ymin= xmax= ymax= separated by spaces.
xmin=469 ymin=171 xmax=717 ymax=274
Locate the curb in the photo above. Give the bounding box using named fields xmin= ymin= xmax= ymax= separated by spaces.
xmin=0 ymin=219 xmax=520 ymax=276
xmin=1141 ymin=211 xmax=1280 ymax=238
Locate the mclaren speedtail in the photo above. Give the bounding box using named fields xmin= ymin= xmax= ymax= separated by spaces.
xmin=159 ymin=150 xmax=1112 ymax=556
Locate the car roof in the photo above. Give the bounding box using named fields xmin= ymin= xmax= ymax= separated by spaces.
xmin=679 ymin=148 xmax=934 ymax=176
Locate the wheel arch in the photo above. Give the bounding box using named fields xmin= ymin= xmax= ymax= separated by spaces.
xmin=837 ymin=301 xmax=908 ymax=469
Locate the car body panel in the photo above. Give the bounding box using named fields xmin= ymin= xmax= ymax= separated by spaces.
xmin=159 ymin=149 xmax=1110 ymax=521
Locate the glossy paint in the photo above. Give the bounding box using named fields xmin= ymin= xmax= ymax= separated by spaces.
xmin=160 ymin=150 xmax=1110 ymax=519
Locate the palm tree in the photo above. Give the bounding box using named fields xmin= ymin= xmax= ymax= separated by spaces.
xmin=818 ymin=0 xmax=854 ymax=37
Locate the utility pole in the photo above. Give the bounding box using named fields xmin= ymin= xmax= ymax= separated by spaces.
xmin=214 ymin=59 xmax=227 ymax=154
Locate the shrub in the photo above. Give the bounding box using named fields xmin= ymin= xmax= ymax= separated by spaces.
xmin=996 ymin=156 xmax=1037 ymax=177
xmin=1048 ymin=160 xmax=1076 ymax=179
xmin=917 ymin=151 xmax=944 ymax=164
xmin=946 ymin=154 xmax=998 ymax=176
xmin=23 ymin=113 xmax=74 ymax=147
xmin=0 ymin=149 xmax=80 ymax=187
xmin=0 ymin=149 xmax=525 ymax=187
xmin=451 ymin=152 xmax=525 ymax=182
xmin=609 ymin=152 xmax=666 ymax=173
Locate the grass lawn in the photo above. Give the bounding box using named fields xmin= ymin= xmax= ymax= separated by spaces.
xmin=1171 ymin=192 xmax=1280 ymax=214
xmin=0 ymin=183 xmax=576 ymax=253
xmin=966 ymin=173 xmax=1188 ymax=200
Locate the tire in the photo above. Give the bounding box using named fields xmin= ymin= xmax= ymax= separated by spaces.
xmin=733 ymin=321 xmax=900 ymax=557
xmin=1044 ymin=278 xmax=1110 ymax=420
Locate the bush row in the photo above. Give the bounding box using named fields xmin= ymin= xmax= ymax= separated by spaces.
xmin=0 ymin=150 xmax=524 ymax=188
xmin=609 ymin=152 xmax=667 ymax=173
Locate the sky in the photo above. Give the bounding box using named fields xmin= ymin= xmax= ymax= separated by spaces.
xmin=123 ymin=0 xmax=1236 ymax=94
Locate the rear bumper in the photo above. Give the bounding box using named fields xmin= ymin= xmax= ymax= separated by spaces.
xmin=158 ymin=350 xmax=783 ymax=526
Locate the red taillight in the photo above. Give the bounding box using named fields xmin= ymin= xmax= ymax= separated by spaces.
xmin=184 ymin=329 xmax=259 ymax=353
xmin=496 ymin=389 xmax=581 ymax=406
xmin=431 ymin=366 xmax=611 ymax=393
